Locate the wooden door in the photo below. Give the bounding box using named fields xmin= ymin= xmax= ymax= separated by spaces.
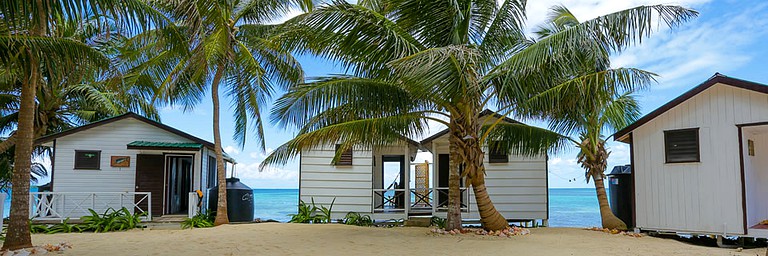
xmin=135 ymin=154 xmax=164 ymax=216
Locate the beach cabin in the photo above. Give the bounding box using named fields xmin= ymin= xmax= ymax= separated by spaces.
xmin=613 ymin=73 xmax=768 ymax=238
xmin=299 ymin=110 xmax=549 ymax=225
xmin=32 ymin=113 xmax=236 ymax=221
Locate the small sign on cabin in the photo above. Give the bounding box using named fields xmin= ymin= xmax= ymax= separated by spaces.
xmin=748 ymin=140 xmax=755 ymax=156
xmin=111 ymin=156 xmax=131 ymax=167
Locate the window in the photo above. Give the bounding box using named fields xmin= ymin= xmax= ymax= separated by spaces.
xmin=74 ymin=150 xmax=101 ymax=170
xmin=664 ymin=128 xmax=700 ymax=163
xmin=207 ymin=156 xmax=217 ymax=188
xmin=488 ymin=141 xmax=508 ymax=163
xmin=335 ymin=144 xmax=353 ymax=166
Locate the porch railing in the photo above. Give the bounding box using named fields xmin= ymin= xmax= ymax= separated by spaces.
xmin=373 ymin=187 xmax=470 ymax=213
xmin=434 ymin=187 xmax=470 ymax=212
xmin=29 ymin=192 xmax=152 ymax=221
xmin=372 ymin=188 xmax=407 ymax=212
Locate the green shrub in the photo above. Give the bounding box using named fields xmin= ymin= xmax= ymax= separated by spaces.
xmin=80 ymin=207 xmax=145 ymax=232
xmin=47 ymin=218 xmax=85 ymax=234
xmin=181 ymin=211 xmax=215 ymax=229
xmin=314 ymin=197 xmax=335 ymax=223
xmin=430 ymin=216 xmax=446 ymax=229
xmin=288 ymin=197 xmax=336 ymax=224
xmin=343 ymin=212 xmax=373 ymax=226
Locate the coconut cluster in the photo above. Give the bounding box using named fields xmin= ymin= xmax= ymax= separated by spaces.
xmin=1 ymin=243 xmax=72 ymax=256
xmin=586 ymin=227 xmax=643 ymax=238
xmin=430 ymin=226 xmax=530 ymax=237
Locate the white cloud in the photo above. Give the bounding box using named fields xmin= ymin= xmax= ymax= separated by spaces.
xmin=610 ymin=2 xmax=768 ymax=88
xmin=234 ymin=161 xmax=299 ymax=189
xmin=223 ymin=145 xmax=240 ymax=155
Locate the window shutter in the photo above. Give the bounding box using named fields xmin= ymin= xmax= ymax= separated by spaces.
xmin=74 ymin=150 xmax=101 ymax=170
xmin=664 ymin=128 xmax=700 ymax=163
xmin=335 ymin=144 xmax=353 ymax=166
xmin=488 ymin=141 xmax=509 ymax=163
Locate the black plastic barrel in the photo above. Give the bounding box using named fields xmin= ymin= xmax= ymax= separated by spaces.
xmin=207 ymin=178 xmax=254 ymax=222
xmin=607 ymin=165 xmax=634 ymax=228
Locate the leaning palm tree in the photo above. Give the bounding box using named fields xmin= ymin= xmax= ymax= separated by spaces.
xmin=264 ymin=0 xmax=696 ymax=231
xmin=125 ymin=0 xmax=309 ymax=225
xmin=524 ymin=5 xmax=652 ymax=230
xmin=0 ymin=0 xmax=164 ymax=250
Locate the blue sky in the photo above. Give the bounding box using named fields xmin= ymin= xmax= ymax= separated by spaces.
xmin=150 ymin=0 xmax=768 ymax=189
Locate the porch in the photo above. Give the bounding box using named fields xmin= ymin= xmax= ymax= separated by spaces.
xmin=28 ymin=191 xmax=203 ymax=222
xmin=371 ymin=187 xmax=470 ymax=219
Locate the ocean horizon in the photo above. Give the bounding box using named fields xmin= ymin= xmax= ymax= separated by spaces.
xmin=4 ymin=188 xmax=602 ymax=227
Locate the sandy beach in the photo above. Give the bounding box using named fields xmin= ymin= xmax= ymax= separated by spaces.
xmin=27 ymin=223 xmax=764 ymax=255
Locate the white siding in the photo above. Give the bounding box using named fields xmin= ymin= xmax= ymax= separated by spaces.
xmin=299 ymin=144 xmax=374 ymax=219
xmin=632 ymin=83 xmax=768 ymax=235
xmin=51 ymin=117 xmax=205 ymax=217
xmin=430 ymin=134 xmax=549 ymax=221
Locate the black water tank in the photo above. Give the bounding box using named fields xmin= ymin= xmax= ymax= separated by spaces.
xmin=607 ymin=165 xmax=634 ymax=228
xmin=207 ymin=178 xmax=254 ymax=222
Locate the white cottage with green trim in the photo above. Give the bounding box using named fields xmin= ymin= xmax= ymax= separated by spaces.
xmin=33 ymin=113 xmax=236 ymax=220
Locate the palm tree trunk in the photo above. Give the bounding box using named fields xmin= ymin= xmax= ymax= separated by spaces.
xmin=211 ymin=65 xmax=229 ymax=226
xmin=445 ymin=133 xmax=462 ymax=230
xmin=592 ymin=173 xmax=626 ymax=230
xmin=467 ymin=142 xmax=508 ymax=231
xmin=3 ymin=1 xmax=46 ymax=249
xmin=2 ymin=52 xmax=39 ymax=252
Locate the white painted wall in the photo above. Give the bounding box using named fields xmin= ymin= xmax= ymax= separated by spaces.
xmin=429 ymin=135 xmax=549 ymax=221
xmin=300 ymin=144 xmax=374 ymax=219
xmin=50 ymin=117 xmax=206 ymax=217
xmin=631 ymin=83 xmax=768 ymax=235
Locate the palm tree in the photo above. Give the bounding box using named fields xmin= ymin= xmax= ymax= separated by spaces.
xmin=125 ymin=0 xmax=309 ymax=225
xmin=0 ymin=1 xmax=164 ymax=249
xmin=524 ymin=5 xmax=653 ymax=230
xmin=264 ymin=0 xmax=696 ymax=231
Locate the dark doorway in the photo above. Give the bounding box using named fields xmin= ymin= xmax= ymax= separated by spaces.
xmin=135 ymin=154 xmax=164 ymax=216
xmin=166 ymin=155 xmax=193 ymax=214
xmin=382 ymin=155 xmax=406 ymax=210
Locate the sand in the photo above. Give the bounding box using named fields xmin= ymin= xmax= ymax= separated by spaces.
xmin=29 ymin=223 xmax=766 ymax=255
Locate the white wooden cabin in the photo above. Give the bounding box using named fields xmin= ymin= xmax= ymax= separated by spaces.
xmin=299 ymin=110 xmax=549 ymax=225
xmin=614 ymin=73 xmax=768 ymax=238
xmin=34 ymin=113 xmax=236 ymax=220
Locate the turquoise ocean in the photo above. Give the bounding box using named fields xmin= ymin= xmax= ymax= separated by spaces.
xmin=4 ymin=188 xmax=601 ymax=227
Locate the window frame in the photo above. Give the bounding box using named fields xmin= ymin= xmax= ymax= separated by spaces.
xmin=663 ymin=128 xmax=701 ymax=164
xmin=74 ymin=150 xmax=102 ymax=170
xmin=488 ymin=141 xmax=509 ymax=163
xmin=334 ymin=144 xmax=353 ymax=166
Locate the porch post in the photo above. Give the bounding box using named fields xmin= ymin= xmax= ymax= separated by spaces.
xmin=404 ymin=146 xmax=410 ymax=217
xmin=431 ymin=142 xmax=437 ymax=214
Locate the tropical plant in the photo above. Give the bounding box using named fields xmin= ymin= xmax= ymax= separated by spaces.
xmin=122 ymin=0 xmax=310 ymax=226
xmin=181 ymin=212 xmax=215 ymax=229
xmin=314 ymin=197 xmax=335 ymax=223
xmin=46 ymin=218 xmax=85 ymax=234
xmin=522 ymin=5 xmax=656 ymax=230
xmin=263 ymin=0 xmax=697 ymax=231
xmin=0 ymin=0 xmax=164 ymax=249
xmin=343 ymin=212 xmax=373 ymax=227
xmin=288 ymin=198 xmax=336 ymax=224
xmin=0 ymin=145 xmax=48 ymax=190
xmin=430 ymin=216 xmax=447 ymax=229
xmin=288 ymin=200 xmax=318 ymax=223
xmin=80 ymin=207 xmax=145 ymax=233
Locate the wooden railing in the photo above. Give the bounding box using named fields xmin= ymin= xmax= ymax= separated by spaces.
xmin=372 ymin=187 xmax=470 ymax=213
xmin=29 ymin=192 xmax=152 ymax=221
